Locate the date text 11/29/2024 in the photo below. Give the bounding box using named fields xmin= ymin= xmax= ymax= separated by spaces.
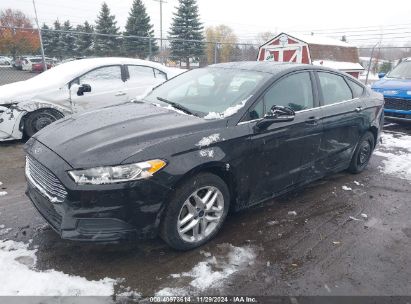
xmin=149 ymin=296 xmax=257 ymax=303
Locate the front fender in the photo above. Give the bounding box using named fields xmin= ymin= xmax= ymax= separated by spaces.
xmin=0 ymin=101 xmax=71 ymax=141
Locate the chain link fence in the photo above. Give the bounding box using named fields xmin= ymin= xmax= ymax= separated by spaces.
xmin=0 ymin=27 xmax=262 ymax=85
xmin=1 ymin=26 xmax=411 ymax=85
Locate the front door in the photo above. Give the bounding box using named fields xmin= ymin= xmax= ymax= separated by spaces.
xmin=244 ymin=71 xmax=322 ymax=204
xmin=70 ymin=65 xmax=128 ymax=112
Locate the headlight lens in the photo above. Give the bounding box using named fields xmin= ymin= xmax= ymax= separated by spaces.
xmin=68 ymin=159 xmax=166 ymax=185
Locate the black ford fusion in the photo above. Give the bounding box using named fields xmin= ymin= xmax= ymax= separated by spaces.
xmin=25 ymin=62 xmax=384 ymax=250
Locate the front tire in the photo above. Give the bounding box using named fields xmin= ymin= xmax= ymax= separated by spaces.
xmin=348 ymin=131 xmax=375 ymax=174
xmin=24 ymin=109 xmax=64 ymax=138
xmin=160 ymin=173 xmax=230 ymax=250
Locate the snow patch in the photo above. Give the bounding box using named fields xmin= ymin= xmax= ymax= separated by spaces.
xmin=199 ymin=149 xmax=214 ymax=158
xmin=156 ymin=245 xmax=256 ymax=295
xmin=374 ymin=133 xmax=411 ymax=182
xmin=204 ymin=97 xmax=251 ymax=120
xmin=0 ymin=191 xmax=7 ymax=196
xmin=196 ymin=134 xmax=220 ymax=148
xmin=0 ymin=239 xmax=117 ymax=295
xmin=0 ymin=228 xmax=12 ymax=236
xmin=342 ymin=186 xmax=352 ymax=191
xmin=116 ymin=286 xmax=141 ymax=299
xmin=313 ymin=60 xmax=364 ymax=71
xmin=353 ymin=181 xmax=363 ymax=186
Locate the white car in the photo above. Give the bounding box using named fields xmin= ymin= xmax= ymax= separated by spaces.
xmin=0 ymin=57 xmax=184 ymax=141
xmin=0 ymin=56 xmax=12 ymax=65
xmin=21 ymin=57 xmax=44 ymax=71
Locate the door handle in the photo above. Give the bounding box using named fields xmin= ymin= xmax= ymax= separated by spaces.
xmin=115 ymin=92 xmax=126 ymax=96
xmin=305 ymin=116 xmax=319 ymax=125
xmin=355 ymin=106 xmax=363 ymax=112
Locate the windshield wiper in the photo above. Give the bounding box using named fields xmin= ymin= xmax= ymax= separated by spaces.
xmin=156 ymin=97 xmax=196 ymax=116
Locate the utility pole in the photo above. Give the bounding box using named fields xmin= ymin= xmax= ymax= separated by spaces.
xmin=32 ymin=0 xmax=47 ymax=71
xmin=365 ymin=42 xmax=380 ymax=85
xmin=153 ymin=0 xmax=167 ymax=64
xmin=148 ymin=31 xmax=152 ymax=60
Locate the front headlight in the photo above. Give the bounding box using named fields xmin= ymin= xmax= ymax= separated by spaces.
xmin=68 ymin=159 xmax=166 ymax=185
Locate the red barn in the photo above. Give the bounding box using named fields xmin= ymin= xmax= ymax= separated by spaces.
xmin=257 ymin=33 xmax=364 ymax=78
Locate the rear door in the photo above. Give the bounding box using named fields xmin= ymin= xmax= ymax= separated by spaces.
xmin=243 ymin=71 xmax=323 ymax=204
xmin=125 ymin=65 xmax=166 ymax=100
xmin=315 ymin=71 xmax=365 ymax=172
xmin=70 ymin=65 xmax=128 ymax=112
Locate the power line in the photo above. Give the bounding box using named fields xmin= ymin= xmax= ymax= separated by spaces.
xmin=0 ymin=25 xmax=261 ymax=46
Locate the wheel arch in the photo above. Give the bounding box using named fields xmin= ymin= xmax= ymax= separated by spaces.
xmin=368 ymin=126 xmax=379 ymax=148
xmin=18 ymin=102 xmax=68 ymax=136
xmin=172 ymin=162 xmax=238 ymax=210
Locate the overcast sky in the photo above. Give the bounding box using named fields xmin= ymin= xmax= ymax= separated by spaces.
xmin=2 ymin=0 xmax=411 ymax=45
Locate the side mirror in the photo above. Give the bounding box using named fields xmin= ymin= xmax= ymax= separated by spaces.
xmin=254 ymin=105 xmax=295 ymax=131
xmin=378 ymin=72 xmax=386 ymax=79
xmin=77 ymin=84 xmax=92 ymax=96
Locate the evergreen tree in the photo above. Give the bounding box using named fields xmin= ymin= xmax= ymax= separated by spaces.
xmin=61 ymin=20 xmax=75 ymax=58
xmin=40 ymin=23 xmax=53 ymax=57
xmin=94 ymin=2 xmax=121 ymax=56
xmin=75 ymin=21 xmax=94 ymax=57
xmin=169 ymin=0 xmax=204 ymax=68
xmin=123 ymin=0 xmax=158 ymax=59
xmin=50 ymin=20 xmax=64 ymax=59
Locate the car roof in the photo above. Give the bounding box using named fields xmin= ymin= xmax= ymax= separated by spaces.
xmin=27 ymin=57 xmax=183 ymax=86
xmin=209 ymin=61 xmax=343 ymax=75
xmin=69 ymin=57 xmax=173 ymax=71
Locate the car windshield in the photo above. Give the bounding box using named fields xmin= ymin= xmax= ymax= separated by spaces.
xmin=143 ymin=68 xmax=270 ymax=118
xmin=386 ymin=60 xmax=411 ymax=79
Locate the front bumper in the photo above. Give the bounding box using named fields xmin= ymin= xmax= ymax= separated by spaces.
xmin=0 ymin=106 xmax=25 ymax=141
xmin=384 ymin=109 xmax=411 ymax=122
xmin=25 ymin=140 xmax=172 ymax=242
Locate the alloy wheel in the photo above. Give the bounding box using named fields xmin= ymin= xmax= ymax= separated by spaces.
xmin=177 ymin=186 xmax=225 ymax=243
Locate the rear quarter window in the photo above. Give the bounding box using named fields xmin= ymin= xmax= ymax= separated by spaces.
xmin=347 ymin=79 xmax=365 ymax=98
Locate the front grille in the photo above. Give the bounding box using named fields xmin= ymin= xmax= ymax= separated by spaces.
xmin=25 ymin=156 xmax=68 ymax=202
xmin=384 ymin=97 xmax=411 ymax=111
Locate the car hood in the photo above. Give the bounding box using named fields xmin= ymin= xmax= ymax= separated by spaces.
xmin=0 ymin=79 xmax=60 ymax=104
xmin=33 ymin=102 xmax=209 ymax=168
xmin=372 ymin=78 xmax=411 ymax=90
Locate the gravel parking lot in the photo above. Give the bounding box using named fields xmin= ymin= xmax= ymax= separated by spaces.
xmin=0 ymin=66 xmax=36 ymax=86
xmin=0 ymin=123 xmax=410 ymax=300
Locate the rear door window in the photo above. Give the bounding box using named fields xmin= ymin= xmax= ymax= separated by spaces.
xmin=318 ymin=72 xmax=353 ymax=105
xmin=128 ymin=65 xmax=155 ymax=80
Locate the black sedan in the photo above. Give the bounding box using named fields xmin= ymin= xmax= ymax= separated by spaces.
xmin=24 ymin=62 xmax=384 ymax=250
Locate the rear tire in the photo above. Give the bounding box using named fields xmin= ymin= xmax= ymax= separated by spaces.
xmin=24 ymin=109 xmax=64 ymax=138
xmin=160 ymin=173 xmax=230 ymax=250
xmin=348 ymin=131 xmax=375 ymax=174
